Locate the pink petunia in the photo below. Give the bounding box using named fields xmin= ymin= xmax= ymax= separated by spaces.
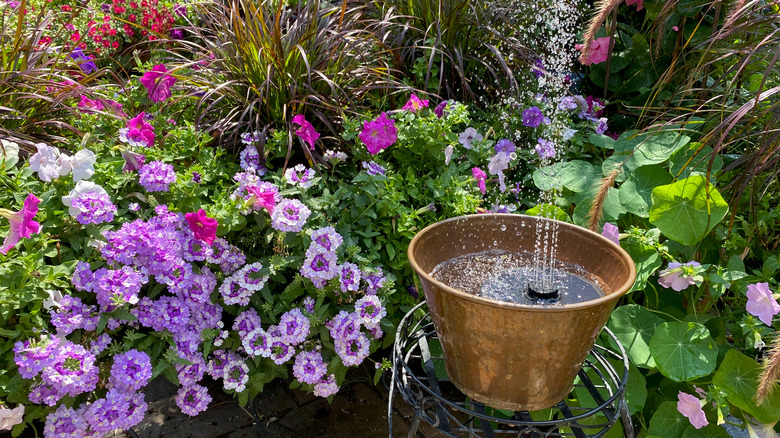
xmin=401 ymin=94 xmax=429 ymax=113
xmin=472 ymin=167 xmax=487 ymax=195
xmin=246 ymin=185 xmax=277 ymax=214
xmin=746 ymin=282 xmax=780 ymax=326
xmin=575 ymin=37 xmax=613 ymax=66
xmin=359 ymin=112 xmax=397 ymax=155
xmin=120 ymin=113 xmax=156 ymax=148
xmin=291 ymin=114 xmax=320 ymax=150
xmin=185 ymin=209 xmax=218 ymax=245
xmin=677 ymin=392 xmax=708 ymax=429
xmin=658 ymin=261 xmax=701 ymax=291
xmin=601 ymin=223 xmax=620 ymax=246
xmin=139 ymin=64 xmax=177 ymax=103
xmin=626 ymin=0 xmax=643 ymax=11
xmin=0 ymin=193 xmax=41 ymax=254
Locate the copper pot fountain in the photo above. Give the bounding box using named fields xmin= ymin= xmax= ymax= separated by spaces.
xmin=407 ymin=214 xmax=636 ymax=411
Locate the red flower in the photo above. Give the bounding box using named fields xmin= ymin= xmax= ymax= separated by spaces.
xmin=185 ymin=209 xmax=218 ymax=245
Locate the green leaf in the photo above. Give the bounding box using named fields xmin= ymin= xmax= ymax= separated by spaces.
xmin=648 ymin=401 xmax=689 ymax=438
xmin=589 ymin=134 xmax=615 ymax=149
xmin=618 ymin=165 xmax=672 ymax=218
xmin=621 ymin=238 xmax=662 ymax=293
xmin=712 ymin=349 xmax=780 ymax=424
xmin=649 ymin=175 xmax=729 ymax=246
xmin=607 ymin=304 xmax=664 ymax=368
xmin=669 ymin=144 xmax=723 ymax=180
xmin=525 ymin=204 xmax=570 ymax=222
xmin=681 ymin=423 xmax=730 ymax=438
xmin=649 ymin=322 xmax=718 ymax=381
xmin=532 ymin=161 xmax=600 ymax=193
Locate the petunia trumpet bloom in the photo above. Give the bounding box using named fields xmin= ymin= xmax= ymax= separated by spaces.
xmin=185 ymin=209 xmax=218 ymax=245
xmin=120 ymin=148 xmax=146 ymax=172
xmin=360 ymin=112 xmax=397 ymax=155
xmin=0 ymin=405 xmax=24 ymax=431
xmin=601 ymin=223 xmax=620 ymax=246
xmin=472 ymin=167 xmax=487 ymax=194
xmin=119 ymin=113 xmax=156 ymax=148
xmin=140 ymin=64 xmax=177 ymax=103
xmin=292 ymin=114 xmax=320 ymax=150
xmin=29 ymin=144 xmax=70 ymax=182
xmin=658 ymin=261 xmax=702 ymax=291
xmin=575 ymin=37 xmax=613 ymax=66
xmin=401 ymin=94 xmax=429 ymax=113
xmin=677 ymin=391 xmax=708 ymax=429
xmin=70 ymin=149 xmax=96 ymax=182
xmin=746 ymin=282 xmax=780 ymax=326
xmin=0 ymin=193 xmax=41 ymax=254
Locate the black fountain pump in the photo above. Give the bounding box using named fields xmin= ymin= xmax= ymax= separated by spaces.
xmin=526 ymin=284 xmax=561 ymax=302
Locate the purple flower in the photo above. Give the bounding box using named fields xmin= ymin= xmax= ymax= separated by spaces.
xmin=176 ymin=354 xmax=207 ymax=386
xmin=746 ymin=282 xmax=780 ymax=326
xmin=363 ymin=268 xmax=386 ymax=295
xmin=50 ymin=296 xmax=97 ymax=336
xmin=41 ymin=342 xmax=99 ymax=398
xmin=176 ymin=384 xmax=212 ymax=416
xmin=170 ymin=28 xmax=184 ymax=40
xmin=279 ymin=308 xmax=310 ymax=346
xmin=532 ymin=59 xmax=545 ymax=78
xmin=120 ymin=148 xmax=146 ymax=172
xmin=534 ymin=138 xmax=556 ymax=159
xmin=293 ymin=350 xmax=327 ymax=385
xmin=140 ymin=64 xmax=177 ymax=103
xmin=677 ymin=392 xmax=708 ymax=429
xmin=313 ymin=374 xmax=339 ymax=398
xmin=336 ymin=333 xmax=370 ymax=366
xmin=242 ymin=328 xmax=273 ymax=358
xmin=270 ymin=199 xmax=311 ymax=233
xmin=595 ymin=117 xmax=609 ymax=135
xmin=558 ymin=96 xmax=580 ymax=111
xmin=86 ymin=389 xmax=147 ymax=433
xmin=360 ymin=112 xmax=397 ymax=155
xmin=92 ymin=266 xmax=146 ymax=311
xmin=301 ymin=251 xmax=338 ymax=288
xmin=69 ymin=47 xmax=97 ymax=74
xmin=13 ymin=336 xmax=59 ymax=379
xmin=44 ymin=405 xmax=87 ymax=436
xmin=522 ymin=106 xmax=545 ymax=127
xmin=362 ymin=160 xmax=386 ymax=176
xmin=292 ymin=114 xmax=320 ymax=150
xmin=339 ymin=262 xmax=361 ymax=293
xmin=109 ymin=349 xmax=152 ymax=392
xmin=355 ymin=295 xmax=385 ymax=326
xmin=495 ymin=139 xmax=516 ymax=154
xmin=458 ymin=127 xmax=483 ymax=149
xmin=235 ymin=262 xmax=268 ymax=291
xmin=602 ymin=223 xmax=620 ymax=246
xmin=233 ymin=308 xmax=262 ymax=337
xmin=192 ymin=171 xmax=202 ymax=183
xmin=434 ymin=100 xmax=450 ymax=118
xmin=139 ymin=160 xmax=176 ymax=192
xmin=658 ymin=261 xmax=702 ymax=291
xmin=239 ymin=145 xmax=261 ymax=171
xmin=284 ymin=164 xmax=316 ymax=188
xmin=222 ymin=358 xmax=249 ymax=392
xmin=70 ymin=190 xmax=117 ymax=225
xmin=303 ymin=296 xmax=315 ymax=313
xmin=310 ymin=227 xmax=343 ymax=253
xmin=119 ymin=112 xmax=156 ymax=148
xmin=270 ymin=340 xmax=296 ymax=365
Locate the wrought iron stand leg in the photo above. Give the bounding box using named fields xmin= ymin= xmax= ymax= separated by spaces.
xmin=407 ymin=413 xmax=422 ymax=438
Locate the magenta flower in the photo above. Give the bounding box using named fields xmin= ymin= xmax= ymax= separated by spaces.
xmin=575 ymin=37 xmax=612 ymax=66
xmin=472 ymin=167 xmax=487 ymax=195
xmin=185 ymin=209 xmax=218 ymax=245
xmin=246 ymin=185 xmax=277 ymax=214
xmin=0 ymin=193 xmax=41 ymax=254
xmin=658 ymin=261 xmax=702 ymax=291
xmin=401 ymin=94 xmax=429 ymax=113
xmin=139 ymin=64 xmax=176 ymax=103
xmin=746 ymin=282 xmax=780 ymax=326
xmin=677 ymin=391 xmax=708 ymax=429
xmin=119 ymin=113 xmax=156 ymax=148
xmin=292 ymin=114 xmax=320 ymax=150
xmin=359 ymin=112 xmax=397 ymax=155
xmin=626 ymin=0 xmax=643 ymax=11
xmin=602 ymin=223 xmax=619 ymax=246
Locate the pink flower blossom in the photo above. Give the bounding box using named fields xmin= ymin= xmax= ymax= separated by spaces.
xmin=291 ymin=114 xmax=320 ymax=150
xmin=626 ymin=0 xmax=643 ymax=11
xmin=360 ymin=112 xmax=397 ymax=155
xmin=246 ymin=186 xmax=276 ymax=214
xmin=677 ymin=391 xmax=708 ymax=429
xmin=120 ymin=148 xmax=146 ymax=172
xmin=602 ymin=223 xmax=619 ymax=245
xmin=139 ymin=64 xmax=176 ymax=103
xmin=472 ymin=167 xmax=487 ymax=195
xmin=575 ymin=37 xmax=612 ymax=66
xmin=746 ymin=282 xmax=780 ymax=326
xmin=658 ymin=261 xmax=701 ymax=291
xmin=401 ymin=94 xmax=429 ymax=113
xmin=0 ymin=405 xmax=24 ymax=431
xmin=119 ymin=113 xmax=156 ymax=148
xmin=0 ymin=193 xmax=41 ymax=254
xmin=185 ymin=209 xmax=218 ymax=245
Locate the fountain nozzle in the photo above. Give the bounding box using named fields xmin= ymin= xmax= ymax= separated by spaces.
xmin=526 ymin=284 xmax=560 ymax=302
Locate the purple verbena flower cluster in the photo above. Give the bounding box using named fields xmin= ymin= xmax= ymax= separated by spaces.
xmin=284 ymin=164 xmax=316 ymax=189
xmin=70 ymin=191 xmax=117 ymax=224
xmin=138 ymin=160 xmax=176 ymax=192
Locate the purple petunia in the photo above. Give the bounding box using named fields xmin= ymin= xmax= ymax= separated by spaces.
xmin=522 ymin=106 xmax=545 ymax=128
xmin=138 ymin=160 xmax=176 ymax=192
xmin=494 ymin=139 xmax=516 ymax=154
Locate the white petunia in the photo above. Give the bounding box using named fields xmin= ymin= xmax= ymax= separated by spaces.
xmin=70 ymin=149 xmax=96 ymax=181
xmin=29 ymin=144 xmax=68 ymax=182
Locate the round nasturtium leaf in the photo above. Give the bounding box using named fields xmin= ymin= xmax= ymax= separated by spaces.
xmin=648 ymin=401 xmax=689 ymax=438
xmin=619 ymin=165 xmax=672 ymax=218
xmin=649 ymin=322 xmax=717 ymax=382
xmin=649 ymin=175 xmax=729 ymax=246
xmin=681 ymin=423 xmax=730 ymax=438
xmin=712 ymin=349 xmax=780 ymax=424
xmin=607 ymin=304 xmax=664 ymax=368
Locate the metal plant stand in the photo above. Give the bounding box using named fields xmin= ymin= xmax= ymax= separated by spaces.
xmin=388 ymin=302 xmax=633 ymax=438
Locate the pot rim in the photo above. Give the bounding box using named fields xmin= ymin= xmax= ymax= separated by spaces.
xmin=407 ymin=213 xmax=637 ymax=312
